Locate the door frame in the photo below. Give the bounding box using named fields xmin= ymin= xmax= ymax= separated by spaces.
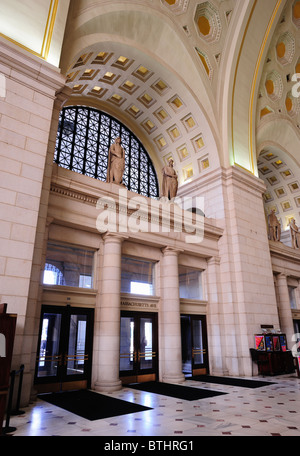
xmin=120 ymin=311 xmax=159 ymax=384
xmin=34 ymin=305 xmax=94 ymax=392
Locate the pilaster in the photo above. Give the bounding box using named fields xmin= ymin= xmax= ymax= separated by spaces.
xmin=0 ymin=39 xmax=67 ymax=405
xmin=206 ymin=256 xmax=228 ymax=376
xmin=276 ymin=273 xmax=295 ymax=348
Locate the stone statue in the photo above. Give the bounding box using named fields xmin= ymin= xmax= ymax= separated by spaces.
xmin=106 ymin=137 xmax=125 ymax=185
xmin=268 ymin=210 xmax=281 ymax=241
xmin=289 ymin=218 xmax=300 ymax=249
xmin=161 ymin=158 xmax=178 ymax=200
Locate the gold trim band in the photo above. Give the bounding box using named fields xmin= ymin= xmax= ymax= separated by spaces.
xmin=0 ymin=0 xmax=59 ymax=61
xmin=232 ymin=0 xmax=282 ymax=174
xmin=248 ymin=0 xmax=282 ymax=174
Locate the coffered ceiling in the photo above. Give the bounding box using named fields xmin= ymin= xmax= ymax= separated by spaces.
xmin=64 ymin=42 xmax=219 ymax=187
xmin=60 ymin=0 xmax=239 ymax=187
xmin=257 ymin=0 xmax=300 ymax=239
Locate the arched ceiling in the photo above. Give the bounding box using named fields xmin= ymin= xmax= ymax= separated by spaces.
xmin=257 ymin=0 xmax=300 ymax=242
xmin=3 ymin=0 xmax=298 ymax=210
xmin=59 ymin=0 xmax=240 ymax=189
xmin=257 ymin=0 xmax=300 ymax=135
xmin=258 ymin=146 xmax=300 ymax=236
xmin=62 ymin=41 xmax=220 ymax=188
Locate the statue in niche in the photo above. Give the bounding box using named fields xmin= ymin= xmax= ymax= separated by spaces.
xmin=161 ymin=158 xmax=178 ymax=201
xmin=106 ymin=137 xmax=125 ymax=185
xmin=268 ymin=210 xmax=281 ymax=241
xmin=289 ymin=218 xmax=300 ymax=249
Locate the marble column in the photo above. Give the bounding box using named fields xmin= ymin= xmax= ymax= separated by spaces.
xmin=94 ymin=233 xmax=125 ymax=392
xmin=206 ymin=256 xmax=228 ymax=376
xmin=161 ymin=247 xmax=185 ymax=384
xmin=296 ymin=280 xmax=300 ymax=310
xmin=276 ymin=273 xmax=295 ymax=349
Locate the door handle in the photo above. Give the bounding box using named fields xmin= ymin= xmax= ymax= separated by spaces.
xmin=120 ymin=351 xmax=137 ymax=362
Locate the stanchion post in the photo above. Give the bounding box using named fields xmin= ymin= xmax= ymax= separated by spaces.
xmin=2 ymin=370 xmax=17 ymax=435
xmin=11 ymin=365 xmax=25 ymax=416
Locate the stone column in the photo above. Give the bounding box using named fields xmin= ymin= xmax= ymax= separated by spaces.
xmin=295 ymin=280 xmax=300 ymax=310
xmin=94 ymin=233 xmax=125 ymax=392
xmin=276 ymin=273 xmax=295 ymax=348
xmin=206 ymin=256 xmax=228 ymax=376
xmin=160 ymin=247 xmax=185 ymax=384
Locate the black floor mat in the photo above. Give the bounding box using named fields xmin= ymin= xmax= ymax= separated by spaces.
xmin=191 ymin=375 xmax=276 ymax=388
xmin=38 ymin=389 xmax=152 ymax=421
xmin=127 ymin=381 xmax=227 ymax=401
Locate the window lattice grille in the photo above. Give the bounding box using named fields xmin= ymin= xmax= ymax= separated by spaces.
xmin=54 ymin=106 xmax=159 ymax=198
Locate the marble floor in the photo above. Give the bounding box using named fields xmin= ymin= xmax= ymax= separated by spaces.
xmin=5 ymin=374 xmax=300 ymax=437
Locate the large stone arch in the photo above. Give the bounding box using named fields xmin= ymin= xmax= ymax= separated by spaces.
xmin=257 ymin=117 xmax=300 ymax=241
xmin=218 ymin=0 xmax=287 ymax=174
xmin=59 ymin=3 xmax=221 ymax=189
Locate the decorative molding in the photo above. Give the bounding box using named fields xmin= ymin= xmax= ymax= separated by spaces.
xmin=50 ymin=183 xmax=98 ymax=205
xmin=0 ymin=38 xmax=66 ymax=94
xmin=121 ymin=293 xmax=159 ymax=312
xmin=0 ymin=0 xmax=58 ymax=61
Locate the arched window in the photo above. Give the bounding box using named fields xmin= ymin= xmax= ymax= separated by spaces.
xmin=43 ymin=263 xmax=65 ymax=286
xmin=54 ymin=106 xmax=159 ymax=198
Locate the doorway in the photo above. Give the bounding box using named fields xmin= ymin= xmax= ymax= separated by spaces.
xmin=181 ymin=314 xmax=209 ymax=376
xmin=120 ymin=311 xmax=158 ymax=384
xmin=35 ymin=305 xmax=94 ymax=392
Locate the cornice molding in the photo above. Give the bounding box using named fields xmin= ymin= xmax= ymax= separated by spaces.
xmin=0 ymin=36 xmax=65 ymax=95
xmin=270 ymin=240 xmax=300 ymax=266
xmin=178 ymin=165 xmax=266 ymax=197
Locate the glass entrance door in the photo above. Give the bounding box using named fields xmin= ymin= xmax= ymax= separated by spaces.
xmin=181 ymin=314 xmax=209 ymax=376
xmin=35 ymin=305 xmax=94 ymax=391
xmin=120 ymin=311 xmax=158 ymax=384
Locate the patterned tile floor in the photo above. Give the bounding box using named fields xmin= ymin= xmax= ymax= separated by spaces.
xmin=6 ymin=374 xmax=300 ymax=437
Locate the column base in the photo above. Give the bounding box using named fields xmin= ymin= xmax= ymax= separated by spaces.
xmin=162 ymin=373 xmax=186 ymax=384
xmin=94 ymin=379 xmax=122 ymax=393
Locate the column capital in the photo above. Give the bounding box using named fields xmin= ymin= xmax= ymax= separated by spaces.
xmin=55 ymin=85 xmax=73 ymax=109
xmin=207 ymin=256 xmax=221 ymax=266
xmin=46 ymin=216 xmax=54 ymax=227
xmin=277 ymin=272 xmax=287 ymax=281
xmin=102 ymin=232 xmax=129 ymax=243
xmin=161 ymin=246 xmax=183 ymax=256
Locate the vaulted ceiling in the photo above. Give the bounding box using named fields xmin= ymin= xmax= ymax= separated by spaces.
xmin=1 ymin=0 xmax=300 ymax=236
xmin=257 ymin=0 xmax=300 ymax=237
xmin=59 ymin=0 xmax=241 ymax=187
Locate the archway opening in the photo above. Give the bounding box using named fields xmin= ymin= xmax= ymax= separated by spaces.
xmin=258 ymin=147 xmax=300 ymax=247
xmin=55 ymin=106 xmax=159 ymax=199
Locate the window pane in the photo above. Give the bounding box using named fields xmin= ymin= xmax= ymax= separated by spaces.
xmin=43 ymin=242 xmax=94 ymax=288
xmin=120 ymin=316 xmax=135 ymax=372
xmin=288 ymin=286 xmax=297 ymax=309
xmin=121 ymin=257 xmax=155 ymax=296
xmin=179 ymin=266 xmax=203 ymax=300
xmin=55 ymin=107 xmax=159 ymax=198
xmin=37 ymin=313 xmax=61 ymax=378
xmin=66 ymin=315 xmax=87 ymax=376
xmin=140 ymin=318 xmax=153 ymax=370
xmin=192 ymin=319 xmax=204 ymax=364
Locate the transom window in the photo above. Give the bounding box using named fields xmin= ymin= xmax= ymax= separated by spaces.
xmin=43 ymin=242 xmax=94 ymax=289
xmin=121 ymin=256 xmax=155 ymax=296
xmin=54 ymin=106 xmax=159 ymax=198
xmin=179 ymin=265 xmax=203 ymax=300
